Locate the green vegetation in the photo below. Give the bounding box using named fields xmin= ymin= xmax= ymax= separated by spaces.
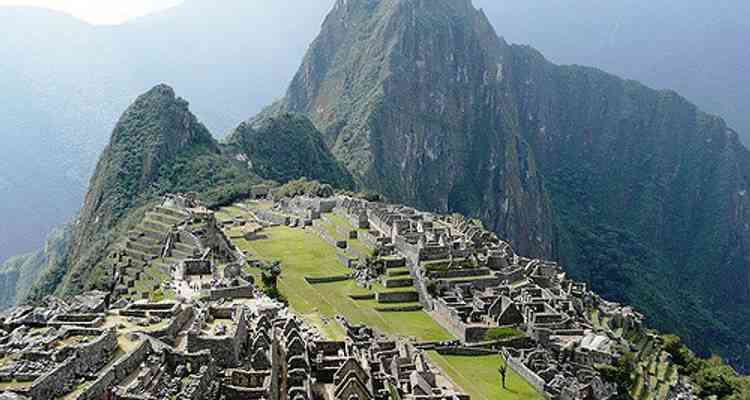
xmin=234 ymin=226 xmax=450 ymax=341
xmin=23 ymin=85 xmax=361 ymax=301
xmin=227 ymin=113 xmax=354 ymax=189
xmin=596 ymin=352 xmax=637 ymax=400
xmin=482 ymin=327 xmax=524 ymax=342
xmin=426 ymin=351 xmax=544 ymax=400
xmin=279 ymin=0 xmax=750 ymax=370
xmin=0 ymin=225 xmax=70 ymax=308
xmin=660 ymin=335 xmax=750 ymax=400
xmin=271 ymin=178 xmax=336 ymax=199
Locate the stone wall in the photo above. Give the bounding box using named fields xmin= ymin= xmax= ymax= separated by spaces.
xmin=77 ymin=339 xmax=152 ymax=400
xmin=25 ymin=358 xmax=77 ymax=399
xmin=20 ymin=329 xmax=117 ymax=399
xmin=255 ymin=210 xmax=290 ymax=226
xmin=147 ymin=305 xmax=194 ymax=343
xmin=393 ymin=237 xmax=420 ymax=265
xmin=375 ymin=305 xmax=423 ymax=312
xmin=505 ymin=352 xmax=550 ymax=399
xmin=427 ymin=268 xmax=491 ymax=279
xmin=434 ymin=346 xmax=497 ymax=356
xmin=209 ymin=283 xmax=255 ymax=301
xmin=376 ymin=291 xmax=419 ymax=303
xmin=71 ymin=329 xmax=118 ymax=375
xmin=187 ymin=309 xmax=247 ymax=368
xmin=336 ymin=253 xmax=356 ymax=268
xmin=177 ymin=259 xmax=212 ymax=280
xmin=382 ymin=257 xmax=406 ymax=268
xmin=431 ymin=300 xmax=468 ymax=341
xmin=430 ymin=308 xmax=500 ymax=343
xmin=304 ymin=275 xmax=351 ymax=284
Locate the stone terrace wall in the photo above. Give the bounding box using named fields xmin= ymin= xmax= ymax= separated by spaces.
xmin=255 ymin=210 xmax=290 ymax=226
xmin=72 ymin=329 xmax=118 ymax=375
xmin=504 ymin=353 xmax=549 ymax=399
xmin=434 ymin=346 xmax=497 ymax=356
xmin=26 ymin=358 xmax=77 ymax=399
xmin=209 ymin=284 xmax=255 ymax=301
xmin=77 ymin=339 xmax=152 ymax=400
xmin=304 ymin=275 xmax=351 ymax=284
xmin=147 ymin=305 xmax=194 ymax=343
xmin=376 ymin=291 xmax=419 ymax=303
xmin=22 ymin=329 xmax=117 ymax=399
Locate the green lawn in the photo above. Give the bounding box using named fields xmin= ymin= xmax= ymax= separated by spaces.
xmin=229 ymin=209 xmax=543 ymax=400
xmin=321 ymin=213 xmax=373 ymax=257
xmin=427 ymin=352 xmax=544 ymax=400
xmin=234 ymin=226 xmax=451 ymax=341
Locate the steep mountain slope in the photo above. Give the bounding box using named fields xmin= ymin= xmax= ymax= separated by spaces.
xmin=0 ymin=226 xmax=70 ymax=309
xmin=226 ymin=113 xmax=354 ymax=189
xmin=0 ymin=1 xmax=331 ymax=263
xmin=509 ymin=49 xmax=750 ymax=368
xmin=276 ymin=0 xmax=750 ymax=369
xmin=284 ymin=0 xmax=555 ymax=259
xmin=52 ymin=84 xmax=260 ymax=297
xmin=12 ymin=84 xmax=352 ymax=304
xmin=2 ymin=0 xmax=748 ymax=267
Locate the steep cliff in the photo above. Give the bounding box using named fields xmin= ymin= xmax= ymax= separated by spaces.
xmin=0 ymin=226 xmax=70 ymax=308
xmin=277 ymin=0 xmax=750 ymax=369
xmin=283 ymin=0 xmax=555 ymax=259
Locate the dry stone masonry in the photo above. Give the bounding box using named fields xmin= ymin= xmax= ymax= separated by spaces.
xmin=0 ymin=192 xmax=700 ymax=400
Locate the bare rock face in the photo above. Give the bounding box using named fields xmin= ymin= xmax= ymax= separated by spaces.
xmin=277 ymin=0 xmax=750 ymax=368
xmin=284 ymin=0 xmax=555 ymax=259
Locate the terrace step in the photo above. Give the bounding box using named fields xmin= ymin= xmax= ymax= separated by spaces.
xmin=148 ymin=211 xmax=185 ymax=226
xmin=134 ymin=235 xmax=162 ymax=246
xmin=375 ymin=303 xmax=423 ymax=312
xmin=143 ymin=220 xmax=172 ymax=233
xmin=124 ymin=248 xmax=157 ymax=262
xmin=154 ymin=206 xmax=190 ymax=220
xmin=386 ymin=268 xmax=410 ymax=277
xmin=382 ymin=277 xmax=414 ymax=288
xmin=140 ymin=229 xmax=168 ymax=241
xmin=125 ymin=240 xmax=161 ymax=255
xmin=173 ymin=242 xmax=200 ymax=255
xmin=170 ymin=249 xmax=195 ymax=259
xmin=375 ymin=291 xmax=419 ymax=304
xmin=349 ymin=293 xmax=376 ymax=301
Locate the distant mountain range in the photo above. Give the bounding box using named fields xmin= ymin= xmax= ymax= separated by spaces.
xmin=1 ymin=0 xmax=748 ymax=373
xmin=1 ymin=0 xmax=747 ymax=266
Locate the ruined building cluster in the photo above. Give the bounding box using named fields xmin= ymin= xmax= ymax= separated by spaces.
xmin=0 ymin=192 xmax=700 ymax=400
xmin=325 ymin=196 xmax=688 ymax=400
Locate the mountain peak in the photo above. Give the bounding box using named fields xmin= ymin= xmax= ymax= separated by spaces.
xmin=111 ymin=83 xmax=211 ymax=148
xmin=142 ymin=82 xmax=176 ymax=99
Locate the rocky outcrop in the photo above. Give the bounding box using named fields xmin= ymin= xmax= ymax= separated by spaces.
xmin=283 ymin=0 xmax=555 ymax=259
xmin=275 ymin=0 xmax=750 ymax=369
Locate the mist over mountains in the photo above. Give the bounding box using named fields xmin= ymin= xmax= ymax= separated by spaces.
xmin=0 ymin=0 xmax=748 ymax=291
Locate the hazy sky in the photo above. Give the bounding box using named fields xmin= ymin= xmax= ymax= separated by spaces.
xmin=0 ymin=0 xmax=183 ymax=24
